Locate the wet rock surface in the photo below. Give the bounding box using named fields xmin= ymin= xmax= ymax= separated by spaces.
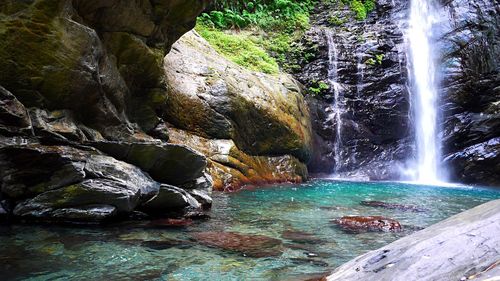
xmin=168 ymin=127 xmax=308 ymax=191
xmin=0 ymin=144 xmax=161 ymax=222
xmin=90 ymin=142 xmax=207 ymax=186
xmin=192 ymin=231 xmax=284 ymax=258
xmin=0 ymin=0 xmax=217 ymax=223
xmin=294 ymin=0 xmax=412 ymax=179
xmin=327 ymin=199 xmax=500 ymax=281
xmin=440 ymin=0 xmax=500 ymax=186
xmin=141 ymin=184 xmax=201 ymax=213
xmin=332 ymin=216 xmax=403 ymax=233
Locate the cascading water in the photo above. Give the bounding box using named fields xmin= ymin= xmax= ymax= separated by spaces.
xmin=325 ymin=30 xmax=344 ymax=175
xmin=407 ymin=0 xmax=446 ymax=184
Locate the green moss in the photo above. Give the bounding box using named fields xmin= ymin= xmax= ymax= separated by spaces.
xmin=308 ymin=80 xmax=330 ymax=96
xmin=196 ymin=23 xmax=279 ymax=74
xmin=0 ymin=1 xmax=80 ymax=107
xmin=103 ymin=32 xmax=163 ymax=89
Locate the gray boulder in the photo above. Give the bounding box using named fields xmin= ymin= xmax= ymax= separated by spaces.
xmin=141 ymin=184 xmax=201 ymax=213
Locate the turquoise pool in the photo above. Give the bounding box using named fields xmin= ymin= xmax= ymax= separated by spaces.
xmin=1 ymin=180 xmax=499 ymax=281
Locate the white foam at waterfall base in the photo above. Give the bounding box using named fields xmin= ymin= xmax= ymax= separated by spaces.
xmin=407 ymin=0 xmax=448 ymax=185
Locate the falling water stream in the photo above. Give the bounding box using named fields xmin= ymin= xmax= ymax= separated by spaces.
xmin=325 ymin=30 xmax=344 ymax=175
xmin=407 ymin=0 xmax=446 ymax=184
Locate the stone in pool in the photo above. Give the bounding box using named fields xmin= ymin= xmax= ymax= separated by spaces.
xmin=192 ymin=231 xmax=283 ymax=257
xmin=361 ymin=201 xmax=427 ymax=212
xmin=148 ymin=218 xmax=194 ymax=227
xmin=282 ymin=230 xmax=325 ymax=244
xmin=332 ymin=216 xmax=402 ymax=233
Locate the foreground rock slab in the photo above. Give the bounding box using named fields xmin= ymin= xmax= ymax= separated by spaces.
xmin=327 ymin=199 xmax=500 ymax=281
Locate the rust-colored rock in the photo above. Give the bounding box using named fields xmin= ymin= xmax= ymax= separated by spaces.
xmin=192 ymin=231 xmax=283 ymax=257
xmin=332 ymin=216 xmax=403 ymax=233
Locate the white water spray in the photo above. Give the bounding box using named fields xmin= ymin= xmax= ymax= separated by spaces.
xmin=407 ymin=0 xmax=446 ymax=184
xmin=325 ymin=30 xmax=344 ymax=174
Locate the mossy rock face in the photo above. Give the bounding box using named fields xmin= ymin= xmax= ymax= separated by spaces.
xmin=164 ymin=31 xmax=314 ymax=163
xmin=0 ymin=0 xmax=208 ymax=137
xmin=0 ymin=0 xmax=127 ymax=130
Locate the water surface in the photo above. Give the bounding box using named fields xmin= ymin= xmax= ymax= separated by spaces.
xmin=1 ymin=180 xmax=499 ymax=281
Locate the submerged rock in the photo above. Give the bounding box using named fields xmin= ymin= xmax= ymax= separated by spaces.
xmin=192 ymin=231 xmax=283 ymax=258
xmin=147 ymin=218 xmax=194 ymax=228
xmin=282 ymin=230 xmax=326 ymax=244
xmin=327 ymin=200 xmax=500 ymax=281
xmin=360 ymin=201 xmax=427 ymax=212
xmin=332 ymin=216 xmax=403 ymax=233
xmin=140 ymin=239 xmax=188 ymax=250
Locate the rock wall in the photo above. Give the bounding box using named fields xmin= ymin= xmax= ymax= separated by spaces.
xmin=295 ymin=0 xmax=499 ymax=186
xmin=294 ymin=0 xmax=413 ymax=180
xmin=0 ymin=0 xmax=214 ymax=223
xmin=0 ymin=0 xmax=314 ymax=222
xmin=440 ymin=0 xmax=500 ymax=186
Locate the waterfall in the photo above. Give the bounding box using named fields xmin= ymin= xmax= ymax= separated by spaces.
xmin=325 ymin=30 xmax=344 ymax=174
xmin=407 ymin=0 xmax=446 ymax=184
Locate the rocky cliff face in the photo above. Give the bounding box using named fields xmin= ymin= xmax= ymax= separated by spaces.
xmin=0 ymin=0 xmax=212 ymax=223
xmin=295 ymin=0 xmax=499 ymax=186
xmin=440 ymin=0 xmax=500 ymax=186
xmin=0 ymin=0 xmax=314 ymax=222
xmin=294 ymin=0 xmax=413 ymax=180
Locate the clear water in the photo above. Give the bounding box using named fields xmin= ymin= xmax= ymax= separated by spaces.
xmin=407 ymin=0 xmax=446 ymax=184
xmin=1 ymin=180 xmax=499 ymax=281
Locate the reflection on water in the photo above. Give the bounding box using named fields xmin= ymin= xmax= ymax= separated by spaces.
xmin=1 ymin=180 xmax=499 ymax=281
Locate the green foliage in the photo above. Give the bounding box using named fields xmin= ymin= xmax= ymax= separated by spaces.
xmin=308 ymin=80 xmax=330 ymax=95
xmin=341 ymin=0 xmax=377 ymax=20
xmin=197 ymin=0 xmax=316 ymax=73
xmin=196 ymin=24 xmax=279 ymax=74
xmin=328 ymin=15 xmax=345 ymax=26
xmin=199 ymin=0 xmax=315 ymax=31
xmin=365 ymin=53 xmax=384 ymax=66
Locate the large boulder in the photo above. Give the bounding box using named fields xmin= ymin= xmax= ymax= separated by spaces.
xmin=90 ymin=141 xmax=207 ymax=185
xmin=141 ymin=184 xmax=201 ymax=213
xmin=0 ymin=143 xmax=160 ymax=222
xmin=163 ymin=31 xmax=313 ymax=163
xmin=326 ymin=199 xmax=500 ymax=281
